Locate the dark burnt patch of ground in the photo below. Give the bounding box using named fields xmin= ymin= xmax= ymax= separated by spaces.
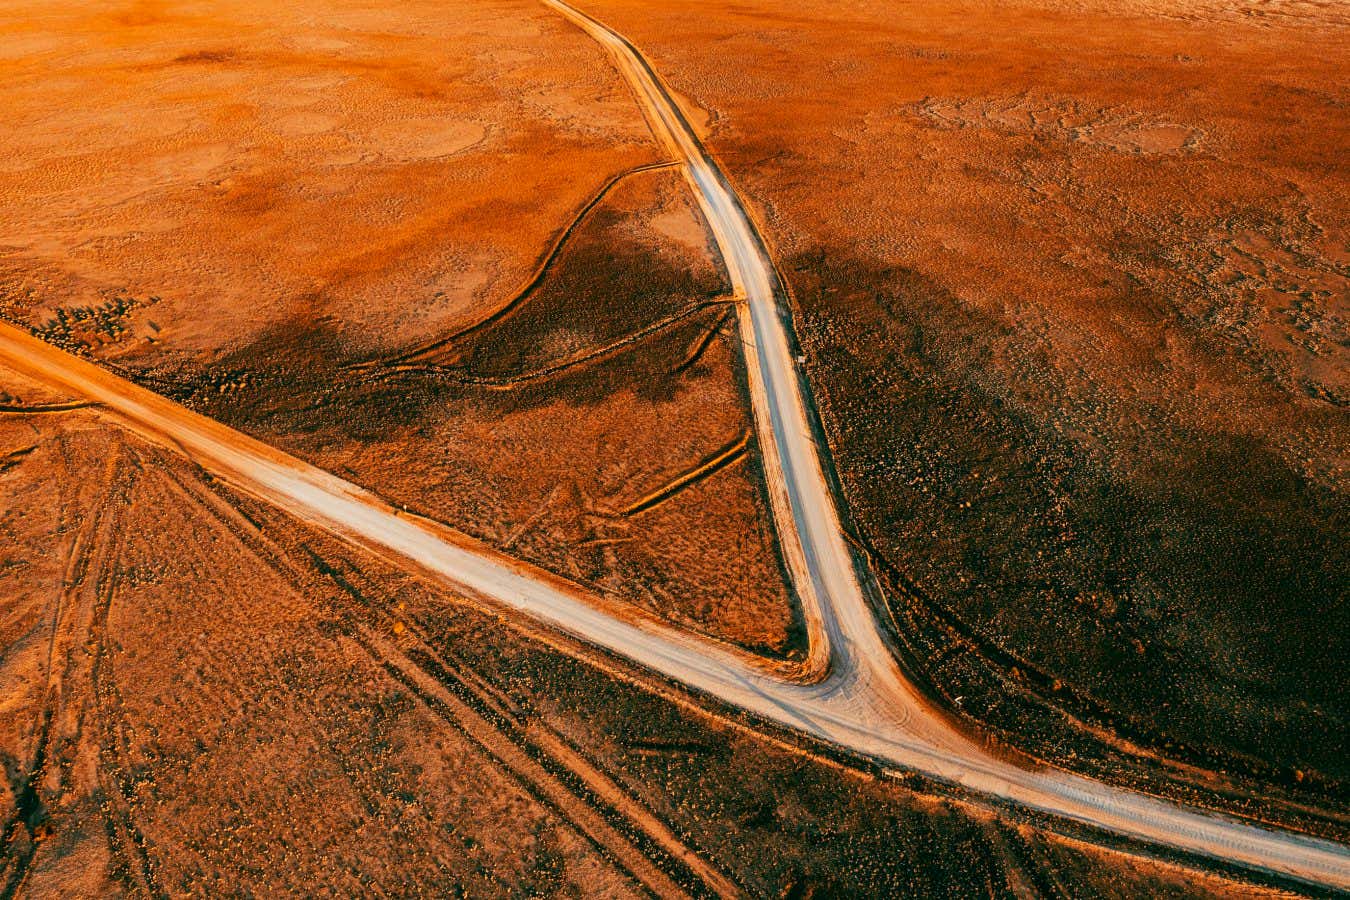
xmin=784 ymin=248 xmax=1348 ymax=822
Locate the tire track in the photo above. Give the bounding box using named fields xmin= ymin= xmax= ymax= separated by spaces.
xmin=375 ymin=299 xmax=732 ymax=389
xmin=307 ymin=561 xmax=743 ymax=899
xmin=0 ymin=401 xmax=98 ymax=415
xmin=1 ymin=15 xmax=1347 ymax=883
xmin=993 ymin=822 xmax=1071 ymax=900
xmin=160 ymin=467 xmax=740 ymax=898
xmin=362 ymin=160 xmax=679 ymax=369
xmin=1 ymin=444 xmax=161 ymax=897
xmin=363 ymin=629 xmax=707 ymax=900
xmin=84 ymin=451 xmax=165 ymax=899
xmin=672 ymin=308 xmax=735 ymax=376
xmin=144 ymin=464 xmax=477 ymax=892
xmin=540 ymin=0 xmax=1350 ymax=888
xmin=4 ymin=289 xmax=1348 ymax=890
xmin=614 ymin=429 xmax=751 ymax=517
xmin=842 ymin=521 xmax=1346 ymax=826
xmin=0 ymin=445 xmax=129 ymax=899
xmin=0 ymin=445 xmax=35 ymax=476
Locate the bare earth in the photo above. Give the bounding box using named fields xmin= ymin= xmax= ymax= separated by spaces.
xmin=0 ymin=0 xmax=1346 ymax=895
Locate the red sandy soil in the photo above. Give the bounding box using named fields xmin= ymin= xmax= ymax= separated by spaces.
xmin=0 ymin=0 xmax=652 ymax=358
xmin=0 ymin=0 xmax=1343 ymax=893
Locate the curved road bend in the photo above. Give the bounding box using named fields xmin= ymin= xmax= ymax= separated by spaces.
xmin=0 ymin=5 xmax=1344 ymax=890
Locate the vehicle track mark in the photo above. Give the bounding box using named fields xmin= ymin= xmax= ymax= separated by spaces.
xmin=364 ymin=160 xmax=680 ymax=369
xmin=313 ymin=553 xmax=743 ymax=899
xmin=994 ymin=822 xmax=1070 ymax=900
xmin=1 ymin=10 xmax=1346 ymax=874
xmin=0 ymin=401 xmax=98 ymax=415
xmin=365 ymin=632 xmax=698 ymax=899
xmin=377 ymin=299 xmax=732 ymax=388
xmin=672 ymin=307 xmax=735 ymax=375
xmin=141 ymin=463 xmax=446 ymax=893
xmin=84 ymin=451 xmax=166 ymax=899
xmin=299 ymin=543 xmax=711 ymax=898
xmin=841 ymin=520 xmax=1342 ymax=821
xmin=0 ymin=445 xmax=35 ymax=476
xmin=0 ymin=445 xmax=128 ymax=899
xmin=615 ymin=429 xmax=751 ymax=517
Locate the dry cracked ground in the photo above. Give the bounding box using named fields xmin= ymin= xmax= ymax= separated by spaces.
xmin=0 ymin=0 xmax=1345 ymax=895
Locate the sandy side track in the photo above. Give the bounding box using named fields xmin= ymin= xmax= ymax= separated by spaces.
xmin=0 ymin=2 xmax=1346 ymax=892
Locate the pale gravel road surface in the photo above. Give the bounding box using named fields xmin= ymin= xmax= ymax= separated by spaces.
xmin=0 ymin=1 xmax=1345 ymax=889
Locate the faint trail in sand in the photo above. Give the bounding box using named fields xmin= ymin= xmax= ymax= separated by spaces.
xmin=175 ymin=470 xmax=742 ymax=899
xmin=0 ymin=400 xmax=98 ymax=414
xmin=616 ymin=429 xmax=750 ymax=517
xmin=376 ymin=299 xmax=732 ymax=388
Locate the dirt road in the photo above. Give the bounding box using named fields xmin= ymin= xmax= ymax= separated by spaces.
xmin=537 ymin=1 xmax=1350 ymax=889
xmin=0 ymin=1 xmax=1346 ymax=889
